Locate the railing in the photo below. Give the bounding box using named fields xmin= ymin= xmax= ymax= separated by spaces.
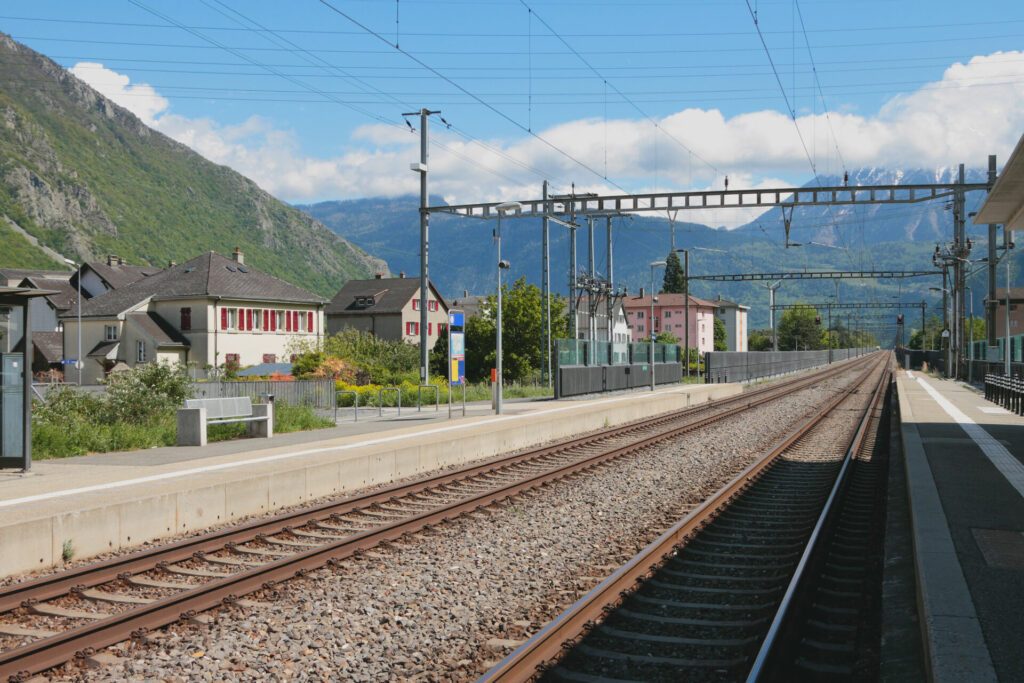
xmin=192 ymin=379 xmax=334 ymax=409
xmin=417 ymin=385 xmax=439 ymax=412
xmin=985 ymin=374 xmax=1024 ymax=414
xmin=704 ymin=348 xmax=873 ymax=384
xmin=555 ymin=339 xmax=679 ymax=367
xmin=378 ymin=387 xmax=401 ymax=417
xmin=334 ymin=390 xmax=359 ymax=423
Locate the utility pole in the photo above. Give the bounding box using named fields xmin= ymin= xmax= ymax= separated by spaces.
xmin=684 ymin=249 xmax=690 ymax=377
xmin=405 ymin=107 xmax=440 ymax=386
xmin=606 ymin=216 xmax=614 ymax=343
xmin=569 ymin=219 xmax=577 ymax=340
xmin=541 ymin=181 xmax=551 ymax=388
xmin=1006 ymin=255 xmax=1013 ymax=376
xmin=954 ymin=163 xmax=966 ymax=379
xmin=987 ymin=154 xmax=999 ymax=349
xmin=587 ymin=216 xmax=596 ymax=341
xmin=766 ymin=281 xmax=782 ymax=351
xmin=942 ymin=265 xmax=950 ymax=373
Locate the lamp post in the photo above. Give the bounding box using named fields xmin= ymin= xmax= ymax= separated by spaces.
xmin=649 ymin=260 xmax=666 ymax=391
xmin=1006 ymin=256 xmax=1012 ymax=376
xmin=63 ymin=257 xmax=82 ymax=385
xmin=494 ymin=201 xmax=521 ymax=414
xmin=931 ymin=286 xmax=951 ymax=374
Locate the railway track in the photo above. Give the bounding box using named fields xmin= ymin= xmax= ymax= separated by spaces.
xmin=0 ymin=354 xmax=877 ymax=681
xmin=481 ymin=353 xmax=890 ymax=682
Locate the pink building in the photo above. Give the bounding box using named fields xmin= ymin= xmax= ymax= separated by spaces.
xmin=623 ymin=293 xmax=718 ymax=353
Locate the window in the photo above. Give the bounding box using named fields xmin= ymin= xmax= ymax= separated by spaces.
xmin=253 ymin=309 xmax=262 ymax=331
xmin=665 ymin=311 xmax=672 ymax=318
xmin=412 ymin=299 xmax=419 ymax=311
xmin=637 ymin=311 xmax=644 ymax=319
xmin=406 ymin=321 xmax=419 ymax=336
xmin=428 ymin=300 xmax=439 ymax=312
xmin=263 ymin=353 xmax=277 ymax=364
xmin=104 ymin=324 xmax=118 ymax=341
xmin=225 ymin=353 xmax=240 ymax=363
xmin=180 ymin=307 xmax=192 ymax=331
xmin=276 ymin=310 xmax=284 ymax=331
xmin=136 ymin=340 xmax=146 ymax=363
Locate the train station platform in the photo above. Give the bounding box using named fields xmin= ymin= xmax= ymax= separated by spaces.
xmin=895 ymin=371 xmax=1024 ymax=682
xmin=0 ymin=381 xmax=740 ymax=579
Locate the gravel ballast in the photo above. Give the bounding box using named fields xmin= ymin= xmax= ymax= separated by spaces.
xmin=43 ymin=366 xmax=870 ymax=682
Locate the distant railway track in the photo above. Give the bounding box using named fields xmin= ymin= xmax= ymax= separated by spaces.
xmin=481 ymin=353 xmax=890 ymax=682
xmin=0 ymin=354 xmax=878 ymax=681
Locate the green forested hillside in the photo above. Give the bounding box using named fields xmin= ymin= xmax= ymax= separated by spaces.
xmin=0 ymin=34 xmax=385 ymax=295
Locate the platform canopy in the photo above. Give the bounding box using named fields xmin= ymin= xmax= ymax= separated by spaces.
xmin=974 ymin=134 xmax=1024 ymax=231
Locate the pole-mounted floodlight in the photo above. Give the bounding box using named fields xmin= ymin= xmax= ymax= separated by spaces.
xmin=494 ymin=201 xmax=523 ymax=415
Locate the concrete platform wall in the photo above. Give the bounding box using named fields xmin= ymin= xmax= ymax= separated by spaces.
xmin=0 ymin=383 xmax=740 ymax=578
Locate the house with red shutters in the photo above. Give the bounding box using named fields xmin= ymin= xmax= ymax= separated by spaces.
xmin=325 ymin=273 xmax=449 ymax=348
xmin=62 ymin=249 xmax=325 ymax=383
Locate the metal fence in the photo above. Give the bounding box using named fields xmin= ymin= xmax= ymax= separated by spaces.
xmin=704 ymin=348 xmax=874 ymax=384
xmin=190 ymin=379 xmax=335 ymax=409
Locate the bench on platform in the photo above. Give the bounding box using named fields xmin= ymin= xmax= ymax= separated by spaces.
xmin=176 ymin=396 xmax=273 ymax=446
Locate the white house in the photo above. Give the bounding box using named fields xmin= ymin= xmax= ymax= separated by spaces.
xmin=62 ymin=250 xmax=326 ymax=383
xmin=712 ymin=295 xmax=750 ymax=352
xmin=575 ymin=296 xmax=631 ymax=342
xmin=326 ymin=274 xmax=449 ymax=348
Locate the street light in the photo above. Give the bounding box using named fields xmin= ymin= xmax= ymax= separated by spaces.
xmin=494 ymin=201 xmax=521 ymax=415
xmin=63 ymin=257 xmax=82 ymax=386
xmin=649 ymin=260 xmax=666 ymax=391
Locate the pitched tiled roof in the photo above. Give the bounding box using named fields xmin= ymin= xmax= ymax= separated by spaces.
xmin=326 ymin=276 xmax=446 ymax=316
xmin=33 ymin=331 xmax=63 ymax=363
xmin=127 ymin=312 xmax=190 ymax=347
xmin=19 ymin=276 xmax=78 ymax=312
xmin=0 ymin=268 xmax=72 ymax=286
xmin=67 ymin=252 xmax=325 ymax=318
xmin=623 ymin=293 xmax=718 ymax=309
xmin=83 ymin=261 xmax=162 ymax=291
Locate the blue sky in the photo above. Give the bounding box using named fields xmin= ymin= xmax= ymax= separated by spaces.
xmin=2 ymin=0 xmax=1023 ymax=223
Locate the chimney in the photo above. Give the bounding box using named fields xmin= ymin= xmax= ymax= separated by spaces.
xmin=168 ymin=260 xmax=177 ymax=268
xmin=463 ymin=290 xmax=468 ymax=298
xmin=639 ymin=287 xmax=645 ymax=299
xmin=232 ymin=247 xmax=244 ymax=265
xmin=375 ymin=272 xmax=383 ymax=279
xmin=107 ymin=254 xmax=117 ymax=266
xmin=399 ymin=271 xmax=405 ymax=279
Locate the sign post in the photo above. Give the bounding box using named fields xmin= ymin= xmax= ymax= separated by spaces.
xmin=448 ymin=310 xmax=465 ymax=418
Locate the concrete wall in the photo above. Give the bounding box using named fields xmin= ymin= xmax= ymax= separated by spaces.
xmin=0 ymin=382 xmax=741 ymax=577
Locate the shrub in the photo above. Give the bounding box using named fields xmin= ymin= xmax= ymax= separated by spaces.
xmin=103 ymin=362 xmax=193 ymax=424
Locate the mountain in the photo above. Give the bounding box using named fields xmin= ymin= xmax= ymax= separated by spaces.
xmin=301 ymin=167 xmax=1016 ymax=332
xmin=0 ymin=34 xmax=385 ymax=296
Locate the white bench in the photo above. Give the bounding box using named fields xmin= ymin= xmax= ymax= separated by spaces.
xmin=176 ymin=396 xmax=273 ymax=446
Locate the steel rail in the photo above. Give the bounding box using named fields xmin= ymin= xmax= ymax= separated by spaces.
xmin=0 ymin=354 xmax=877 ymax=681
xmin=0 ymin=355 xmax=877 ymax=680
xmin=745 ymin=356 xmax=891 ymax=681
xmin=0 ymin=354 xmax=872 ymax=614
xmin=479 ymin=353 xmax=887 ymax=682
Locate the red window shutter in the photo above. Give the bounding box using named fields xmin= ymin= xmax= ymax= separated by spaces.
xmin=220 ymin=308 xmax=228 ymax=330
xmin=285 ymin=311 xmax=292 ymax=332
xmin=307 ymin=311 xmax=313 ymax=332
xmin=428 ymin=322 xmax=432 ymax=335
xmin=246 ymin=309 xmax=253 ymax=330
xmin=292 ymin=311 xmax=299 ymax=331
xmin=272 ymin=311 xmax=277 ymax=331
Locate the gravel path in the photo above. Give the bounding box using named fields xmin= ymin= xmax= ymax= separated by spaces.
xmin=43 ymin=367 xmax=867 ymax=682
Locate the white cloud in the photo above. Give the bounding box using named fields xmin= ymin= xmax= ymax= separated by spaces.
xmin=69 ymin=53 xmax=1024 ymax=227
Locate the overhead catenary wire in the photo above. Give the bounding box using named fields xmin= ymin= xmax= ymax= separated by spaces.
xmin=316 ymin=0 xmax=633 ymax=194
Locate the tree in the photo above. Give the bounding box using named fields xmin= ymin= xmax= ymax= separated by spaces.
xmin=908 ymin=315 xmax=944 ymax=351
xmin=713 ymin=317 xmax=728 ymax=351
xmin=654 ymin=330 xmax=679 ymax=344
xmin=777 ymin=306 xmax=826 ymax=350
xmin=463 ymin=277 xmax=569 ymax=383
xmin=748 ymin=329 xmax=773 ymax=351
xmin=662 ymin=250 xmax=686 ymax=294
xmin=429 ymin=328 xmax=448 ymax=379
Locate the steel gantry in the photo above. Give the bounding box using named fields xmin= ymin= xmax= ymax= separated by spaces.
xmin=688 ymin=270 xmax=940 ymax=282
xmin=427 ymin=182 xmax=989 ymax=220
xmin=423 ymin=167 xmax=995 ymax=383
xmin=770 ymin=301 xmax=928 ymax=355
